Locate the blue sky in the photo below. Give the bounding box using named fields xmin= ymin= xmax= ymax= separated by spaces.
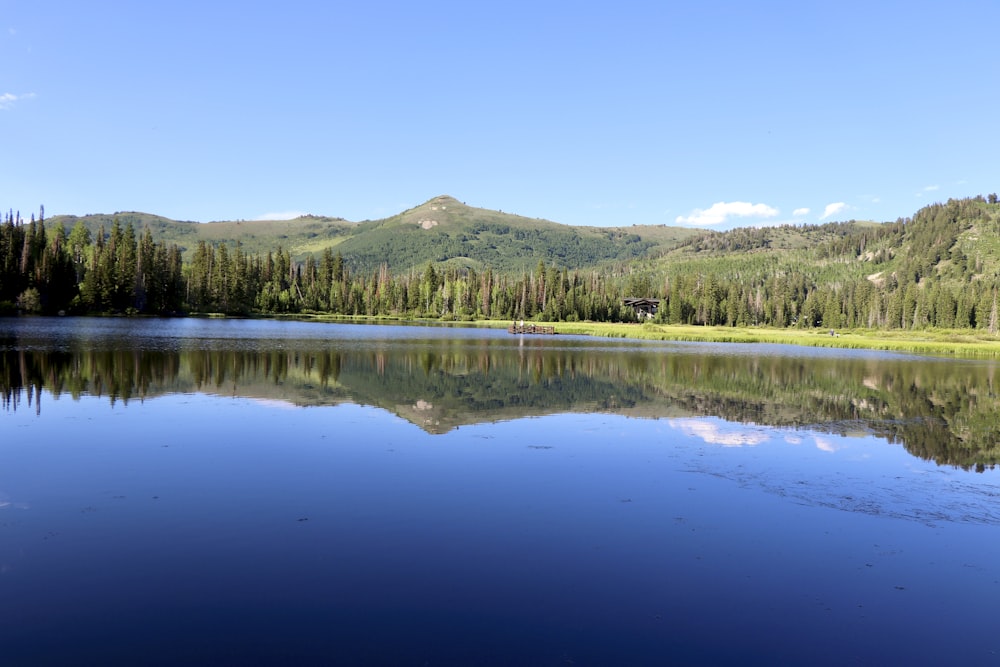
xmin=2 ymin=1 xmax=998 ymax=229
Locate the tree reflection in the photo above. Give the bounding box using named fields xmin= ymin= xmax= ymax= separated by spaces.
xmin=3 ymin=343 xmax=999 ymax=470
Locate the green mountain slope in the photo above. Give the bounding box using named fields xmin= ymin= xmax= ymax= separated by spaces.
xmin=635 ymin=195 xmax=1000 ymax=330
xmin=44 ymin=195 xmax=701 ymax=272
xmin=24 ymin=191 xmax=1000 ymax=327
xmin=333 ymin=195 xmax=698 ymax=272
xmin=659 ymin=196 xmax=1000 ymax=287
xmin=46 ymin=211 xmax=356 ymax=261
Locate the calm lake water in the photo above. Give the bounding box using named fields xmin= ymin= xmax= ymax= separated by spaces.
xmin=2 ymin=317 xmax=1000 ymax=666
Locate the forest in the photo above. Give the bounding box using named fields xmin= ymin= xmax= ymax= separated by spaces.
xmin=2 ymin=195 xmax=1000 ymax=331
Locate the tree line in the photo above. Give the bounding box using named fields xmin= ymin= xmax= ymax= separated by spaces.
xmin=0 ymin=209 xmax=634 ymax=321
xmin=3 ymin=197 xmax=1000 ymax=331
xmin=2 ymin=209 xmax=184 ymax=315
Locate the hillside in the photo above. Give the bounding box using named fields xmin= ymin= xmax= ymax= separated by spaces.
xmin=639 ymin=195 xmax=1000 ymax=329
xmin=22 ymin=192 xmax=1000 ymax=330
xmin=659 ymin=195 xmax=1000 ymax=286
xmin=45 ymin=195 xmax=701 ymax=273
xmin=45 ymin=211 xmax=356 ymax=263
xmin=331 ymin=195 xmax=701 ymax=272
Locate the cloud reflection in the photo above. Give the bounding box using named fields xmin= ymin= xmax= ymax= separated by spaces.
xmin=0 ymin=493 xmax=29 ymax=510
xmin=814 ymin=436 xmax=843 ymax=453
xmin=247 ymin=398 xmax=301 ymax=411
xmin=668 ymin=418 xmax=770 ymax=447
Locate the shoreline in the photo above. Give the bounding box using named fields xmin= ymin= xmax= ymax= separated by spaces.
xmin=267 ymin=313 xmax=1000 ymax=358
xmin=13 ymin=311 xmax=1000 ymax=357
xmin=551 ymin=321 xmax=1000 ymax=357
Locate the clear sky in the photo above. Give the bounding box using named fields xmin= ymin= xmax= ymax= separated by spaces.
xmin=2 ymin=1 xmax=998 ymax=229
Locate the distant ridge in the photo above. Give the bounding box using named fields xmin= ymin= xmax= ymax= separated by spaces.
xmin=44 ymin=196 xmax=702 ymax=272
xmin=42 ymin=194 xmax=1000 ymax=287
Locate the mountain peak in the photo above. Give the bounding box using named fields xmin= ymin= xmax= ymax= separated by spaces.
xmin=401 ymin=196 xmax=466 ymax=230
xmin=417 ymin=195 xmax=463 ymax=210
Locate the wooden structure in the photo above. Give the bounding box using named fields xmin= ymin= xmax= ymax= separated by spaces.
xmin=508 ymin=323 xmax=556 ymax=335
xmin=623 ymin=297 xmax=661 ymax=320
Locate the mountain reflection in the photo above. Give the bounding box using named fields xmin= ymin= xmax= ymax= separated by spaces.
xmin=3 ymin=343 xmax=1000 ymax=470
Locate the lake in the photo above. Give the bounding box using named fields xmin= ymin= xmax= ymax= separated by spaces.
xmin=2 ymin=317 xmax=999 ymax=666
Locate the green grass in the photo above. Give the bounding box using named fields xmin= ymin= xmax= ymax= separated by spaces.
xmin=530 ymin=321 xmax=1000 ymax=357
xmin=191 ymin=309 xmax=1000 ymax=357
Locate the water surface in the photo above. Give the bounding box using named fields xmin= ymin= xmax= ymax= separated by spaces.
xmin=2 ymin=317 xmax=999 ymax=665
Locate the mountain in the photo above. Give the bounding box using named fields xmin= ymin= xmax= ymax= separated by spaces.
xmin=45 ymin=211 xmax=356 ymax=265
xmin=658 ymin=195 xmax=1000 ymax=285
xmin=329 ymin=195 xmax=700 ymax=272
xmin=45 ymin=195 xmax=701 ymax=273
xmin=37 ymin=193 xmax=1000 ymax=329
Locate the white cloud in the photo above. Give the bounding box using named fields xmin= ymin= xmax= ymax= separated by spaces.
xmin=0 ymin=92 xmax=35 ymax=110
xmin=255 ymin=211 xmax=308 ymax=221
xmin=792 ymin=207 xmax=810 ymax=216
xmin=923 ymin=184 xmax=940 ymax=192
xmin=821 ymin=202 xmax=846 ymax=220
xmin=675 ymin=201 xmax=779 ymax=227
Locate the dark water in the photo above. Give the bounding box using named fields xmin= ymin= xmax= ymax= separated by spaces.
xmin=2 ymin=317 xmax=999 ymax=665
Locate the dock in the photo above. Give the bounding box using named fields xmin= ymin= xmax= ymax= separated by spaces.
xmin=508 ymin=324 xmax=556 ymax=335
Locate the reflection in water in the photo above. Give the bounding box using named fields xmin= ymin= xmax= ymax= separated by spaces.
xmin=4 ymin=320 xmax=1000 ymax=666
xmin=3 ymin=330 xmax=1000 ymax=470
xmin=668 ymin=418 xmax=772 ymax=447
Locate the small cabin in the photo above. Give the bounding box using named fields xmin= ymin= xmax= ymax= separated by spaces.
xmin=624 ymin=297 xmax=661 ymax=320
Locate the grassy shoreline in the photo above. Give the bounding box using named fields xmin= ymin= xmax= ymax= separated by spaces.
xmin=267 ymin=312 xmax=1000 ymax=358
xmin=546 ymin=321 xmax=1000 ymax=357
